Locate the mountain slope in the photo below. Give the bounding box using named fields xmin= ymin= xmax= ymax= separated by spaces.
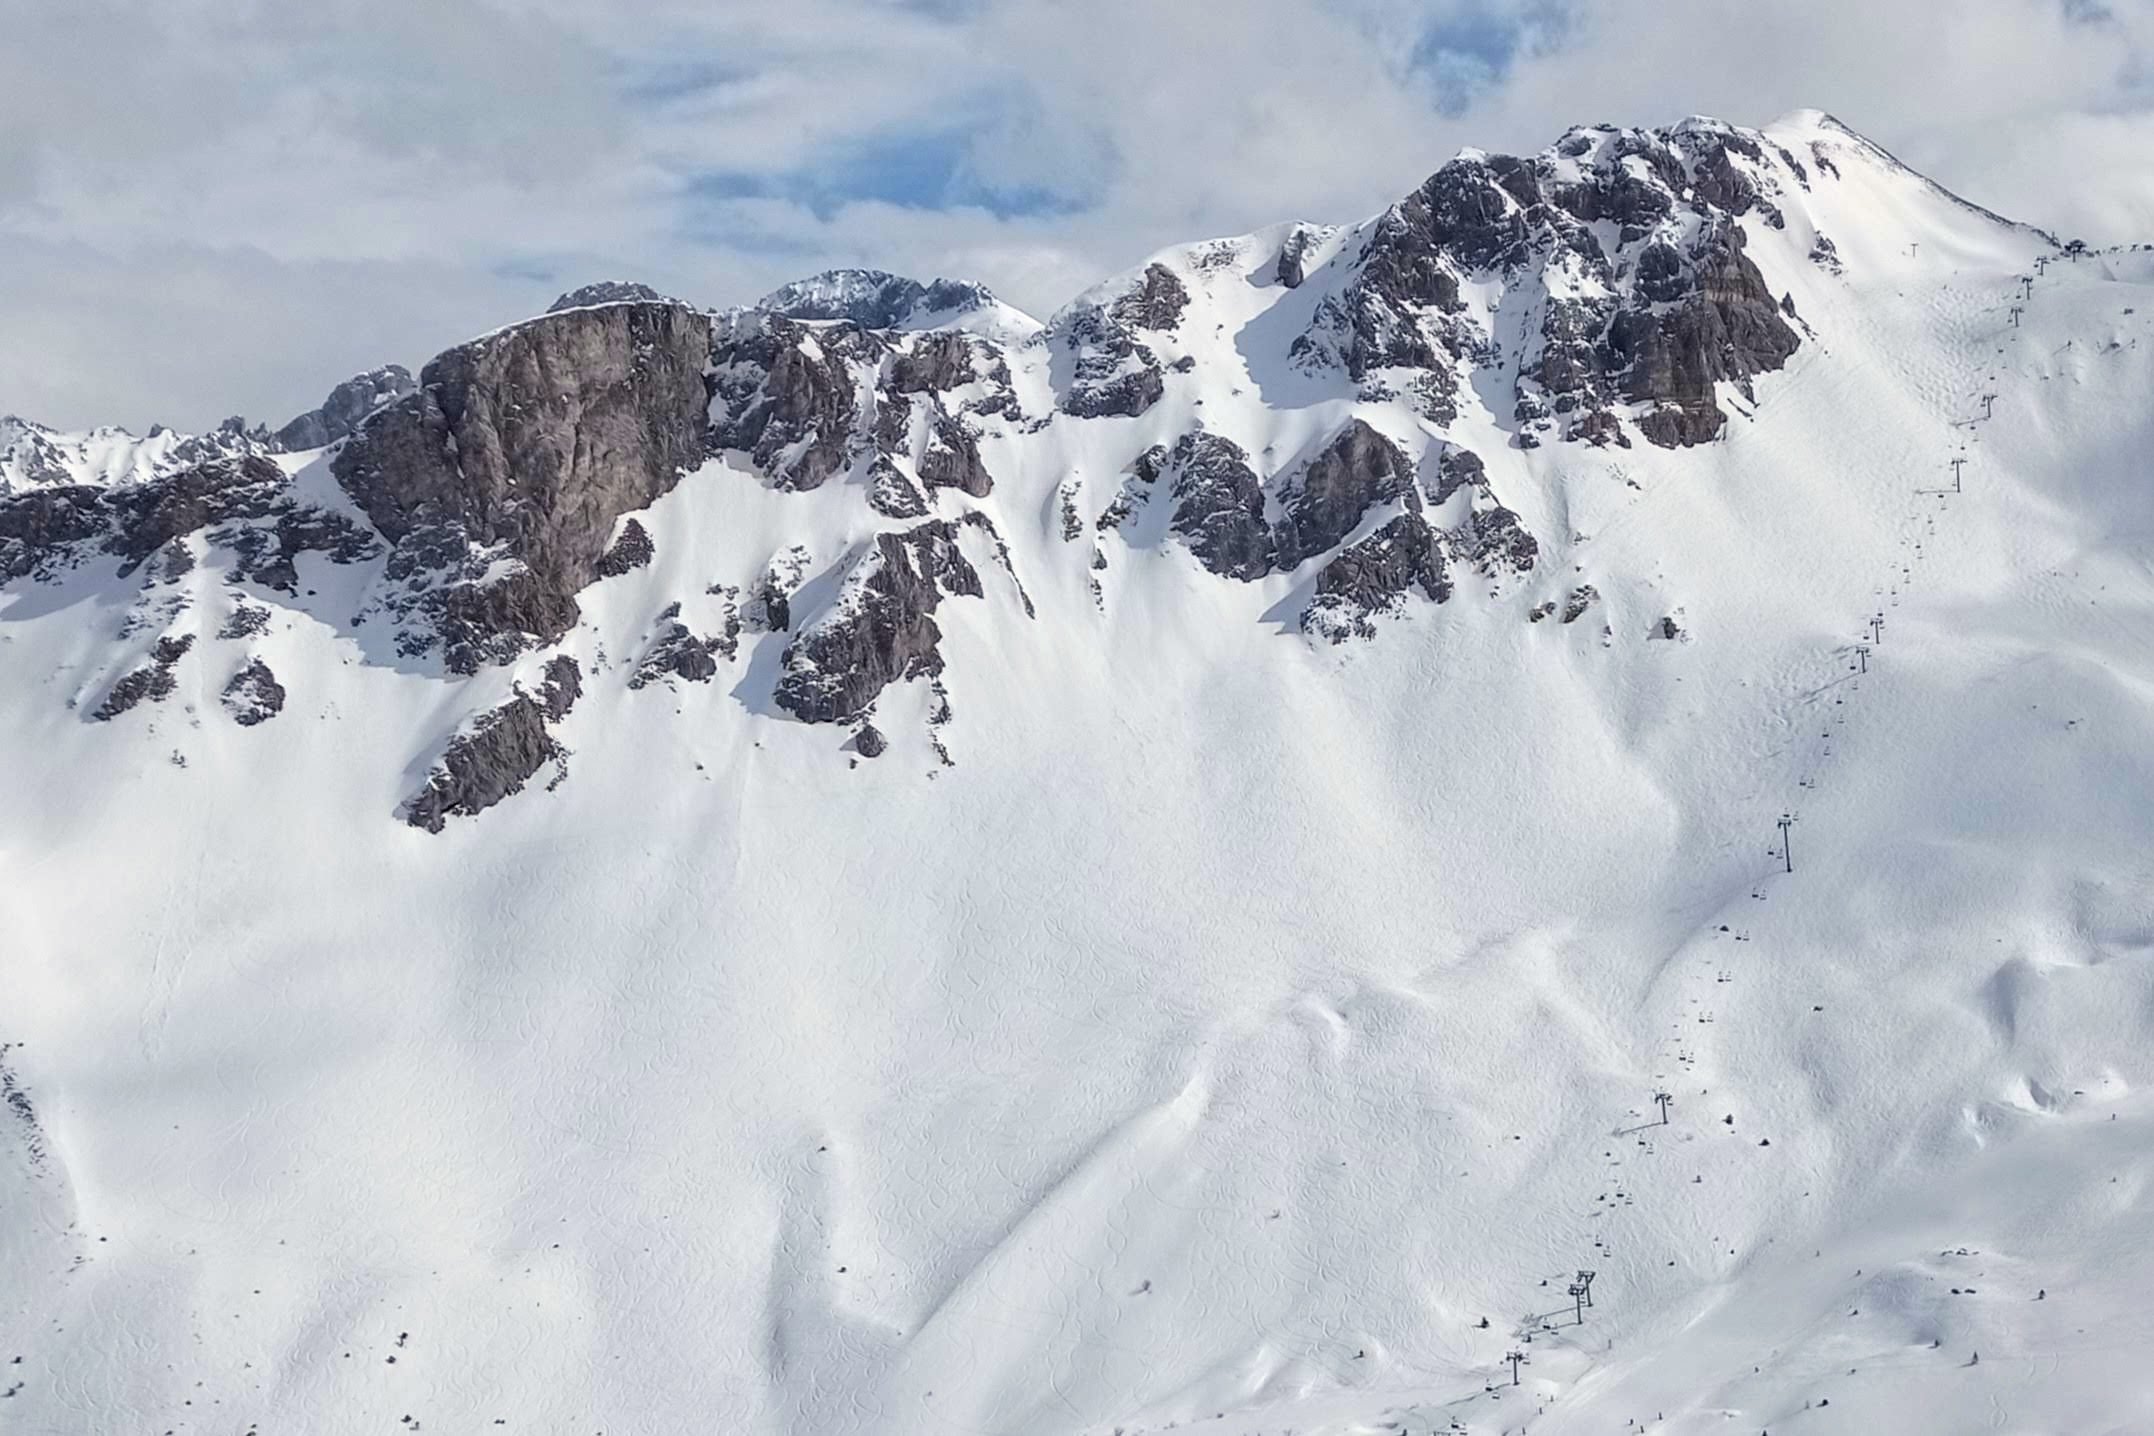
xmin=5 ymin=110 xmax=2154 ymax=1435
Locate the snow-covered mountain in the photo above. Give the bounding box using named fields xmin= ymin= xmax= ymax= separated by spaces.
xmin=756 ymin=267 xmax=1041 ymax=342
xmin=6 ymin=109 xmax=2154 ymax=1434
xmin=0 ymin=414 xmax=269 ymax=495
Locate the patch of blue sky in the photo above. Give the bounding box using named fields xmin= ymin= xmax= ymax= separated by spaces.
xmin=686 ymin=125 xmax=1092 ymax=222
xmin=1407 ymin=0 xmax=1576 ymax=115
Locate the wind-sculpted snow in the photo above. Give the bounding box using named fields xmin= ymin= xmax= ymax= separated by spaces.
xmin=2 ymin=365 xmax=419 ymax=493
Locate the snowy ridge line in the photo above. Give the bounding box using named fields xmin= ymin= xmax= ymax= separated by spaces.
xmin=1774 ymin=109 xmax=2062 ymax=248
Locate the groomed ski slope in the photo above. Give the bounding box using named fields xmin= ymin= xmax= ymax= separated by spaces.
xmin=6 ymin=112 xmax=2154 ymax=1434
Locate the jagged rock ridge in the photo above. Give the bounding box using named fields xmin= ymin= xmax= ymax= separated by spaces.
xmin=707 ymin=309 xmax=1016 ymax=512
xmin=1297 ymin=119 xmax=1805 ymax=448
xmin=0 ymin=109 xmax=2024 ymax=829
xmin=756 ymin=269 xmax=1005 ymax=331
xmin=274 ymin=366 xmax=418 ymax=451
xmin=0 ymin=453 xmax=376 ymax=588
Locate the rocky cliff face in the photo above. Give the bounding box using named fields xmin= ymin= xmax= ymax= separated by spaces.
xmin=0 ymin=453 xmax=376 ymax=587
xmin=774 ymin=518 xmax=988 ymax=724
xmin=273 ymin=366 xmax=418 ymax=451
xmin=332 ymin=300 xmax=713 ymax=671
xmin=403 ymin=692 xmax=562 ymax=832
xmin=1140 ymin=432 xmax=1273 ymax=582
xmin=1297 ymin=119 xmax=1804 ymax=449
xmin=1053 ymin=263 xmax=1191 ymax=421
xmin=1303 ymin=514 xmax=1451 ymax=642
xmin=1119 ymin=420 xmax=1428 ymax=582
xmin=708 ymin=309 xmax=1018 ymax=511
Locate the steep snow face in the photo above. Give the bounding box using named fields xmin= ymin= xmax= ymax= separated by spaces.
xmin=8 ymin=112 xmax=2154 ymax=1436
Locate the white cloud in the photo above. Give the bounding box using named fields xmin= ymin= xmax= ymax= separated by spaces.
xmin=0 ymin=0 xmax=2145 ymax=431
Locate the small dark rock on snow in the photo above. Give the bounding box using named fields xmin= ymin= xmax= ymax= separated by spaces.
xmin=221 ymin=658 xmax=286 ymax=726
xmin=404 ymin=696 xmax=558 ymax=833
xmin=596 ymin=518 xmax=655 ymax=578
xmin=538 ymin=655 xmax=583 ymax=722
xmin=92 ymin=634 xmax=194 ymax=721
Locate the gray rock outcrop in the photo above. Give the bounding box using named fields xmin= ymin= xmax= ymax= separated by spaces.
xmin=710 ymin=311 xmax=1010 ymax=501
xmin=1109 ymin=264 xmax=1191 ymax=333
xmin=221 ymin=658 xmax=286 ymax=726
xmin=537 ymin=655 xmax=582 ymax=721
xmin=333 ymin=300 xmax=713 ymax=671
xmin=1295 ymin=121 xmax=1802 ymax=446
xmin=597 ymin=518 xmax=655 ymax=578
xmin=1056 ymin=266 xmax=1190 ymax=421
xmin=1611 ymin=222 xmax=1801 ymax=446
xmin=774 ymin=520 xmax=983 ymax=724
xmin=1277 ymin=227 xmax=1318 ymax=288
xmin=1135 ymin=433 xmax=1274 ymax=582
xmin=404 ymin=695 xmax=558 ymax=833
xmin=274 ymin=366 xmax=417 ymax=451
xmin=1428 ymin=446 xmax=1488 ymax=505
xmin=1301 ymin=513 xmax=1451 ymax=642
xmin=93 ymin=635 xmax=193 ymax=721
xmin=548 ymin=280 xmax=671 ymax=313
xmin=630 ymin=602 xmax=739 ymax=689
xmin=1449 ymin=503 xmax=1540 ymax=577
xmin=1277 ymin=420 xmax=1419 ymax=566
xmin=0 ymin=454 xmax=377 ymax=589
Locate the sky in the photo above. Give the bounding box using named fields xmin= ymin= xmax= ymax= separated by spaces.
xmin=1 ymin=0 xmax=2148 ymax=433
